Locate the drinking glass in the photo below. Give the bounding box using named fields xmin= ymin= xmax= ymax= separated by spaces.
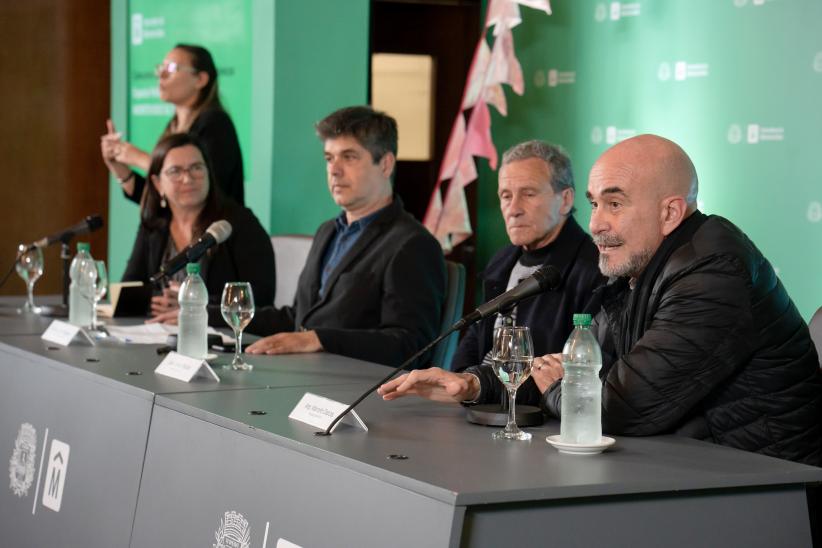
xmin=220 ymin=282 xmax=255 ymax=371
xmin=91 ymin=260 xmax=108 ymax=331
xmin=490 ymin=325 xmax=534 ymax=441
xmin=15 ymin=244 xmax=44 ymax=313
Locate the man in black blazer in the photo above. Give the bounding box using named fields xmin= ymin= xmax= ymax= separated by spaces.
xmin=246 ymin=106 xmax=446 ymax=367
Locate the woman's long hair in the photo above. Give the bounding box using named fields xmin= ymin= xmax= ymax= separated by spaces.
xmin=142 ymin=133 xmax=223 ymax=241
xmin=163 ymin=44 xmax=224 ymax=135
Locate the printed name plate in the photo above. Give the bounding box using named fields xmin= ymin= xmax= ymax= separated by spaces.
xmin=288 ymin=392 xmax=368 ymax=432
xmin=155 ymin=350 xmax=220 ymax=383
xmin=41 ymin=320 xmax=95 ymax=346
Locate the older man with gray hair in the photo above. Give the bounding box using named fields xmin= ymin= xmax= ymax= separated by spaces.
xmin=447 ymin=140 xmax=603 ymax=402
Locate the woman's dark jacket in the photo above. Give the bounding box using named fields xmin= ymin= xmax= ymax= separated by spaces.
xmin=122 ymin=202 xmax=275 ymax=326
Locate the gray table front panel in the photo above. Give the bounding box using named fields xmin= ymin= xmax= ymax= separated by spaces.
xmin=462 ymin=486 xmax=812 ymax=547
xmin=131 ymin=404 xmax=462 ymax=548
xmin=157 ymin=385 xmax=822 ymax=508
xmin=0 ymin=342 xmax=152 ymax=548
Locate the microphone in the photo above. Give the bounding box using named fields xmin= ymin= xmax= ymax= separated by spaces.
xmin=149 ymin=220 xmax=232 ymax=284
xmin=316 ymin=264 xmax=562 ymax=436
xmin=454 ymin=264 xmax=562 ymax=329
xmin=32 ymin=215 xmax=104 ymax=248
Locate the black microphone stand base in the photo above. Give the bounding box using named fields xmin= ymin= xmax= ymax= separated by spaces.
xmin=38 ymin=241 xmax=71 ymax=318
xmin=37 ymin=304 xmax=68 ymax=318
xmin=465 ymin=404 xmax=545 ymax=427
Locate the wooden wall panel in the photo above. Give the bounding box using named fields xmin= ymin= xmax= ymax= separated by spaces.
xmin=0 ymin=1 xmax=110 ymax=297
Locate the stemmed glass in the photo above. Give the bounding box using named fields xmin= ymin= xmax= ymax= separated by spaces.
xmin=91 ymin=260 xmax=108 ymax=332
xmin=491 ymin=325 xmax=534 ymax=441
xmin=220 ymin=282 xmax=255 ymax=371
xmin=15 ymin=244 xmax=44 ymax=313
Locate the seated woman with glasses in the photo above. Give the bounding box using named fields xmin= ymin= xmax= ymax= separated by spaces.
xmin=101 ymin=44 xmax=246 ymax=206
xmin=122 ymin=133 xmax=275 ymax=325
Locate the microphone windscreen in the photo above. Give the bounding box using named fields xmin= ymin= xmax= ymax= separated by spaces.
xmin=206 ymin=220 xmax=232 ymax=244
xmin=534 ymin=264 xmax=562 ymax=290
xmin=87 ymin=215 xmax=104 ymax=231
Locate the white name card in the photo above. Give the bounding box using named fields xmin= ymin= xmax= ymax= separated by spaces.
xmin=155 ymin=351 xmax=219 ymax=383
xmin=41 ymin=320 xmax=95 ymax=347
xmin=288 ymin=392 xmax=367 ymax=433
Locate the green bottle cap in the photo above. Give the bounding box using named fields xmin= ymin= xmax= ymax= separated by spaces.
xmin=572 ymin=313 xmax=592 ymax=327
xmin=186 ymin=263 xmax=200 ymax=274
xmin=77 ymin=242 xmax=90 ymax=252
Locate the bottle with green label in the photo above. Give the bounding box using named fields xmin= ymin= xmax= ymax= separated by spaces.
xmin=560 ymin=313 xmax=603 ymax=444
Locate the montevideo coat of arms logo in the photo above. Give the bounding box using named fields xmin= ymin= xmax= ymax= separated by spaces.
xmin=9 ymin=423 xmax=37 ymax=497
xmin=214 ymin=510 xmax=251 ymax=548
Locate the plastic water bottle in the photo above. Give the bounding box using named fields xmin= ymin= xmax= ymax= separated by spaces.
xmin=177 ymin=263 xmax=208 ymax=359
xmin=560 ymin=313 xmax=603 ymax=444
xmin=68 ymin=242 xmax=97 ymax=328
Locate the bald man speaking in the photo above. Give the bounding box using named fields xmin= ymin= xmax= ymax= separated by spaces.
xmin=380 ymin=134 xmax=822 ymax=466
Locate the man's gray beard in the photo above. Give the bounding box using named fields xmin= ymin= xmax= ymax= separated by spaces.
xmin=598 ymin=247 xmax=655 ymax=279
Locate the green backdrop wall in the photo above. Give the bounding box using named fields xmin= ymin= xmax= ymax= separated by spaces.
xmin=475 ymin=0 xmax=822 ymax=320
xmin=108 ymin=0 xmax=819 ymax=321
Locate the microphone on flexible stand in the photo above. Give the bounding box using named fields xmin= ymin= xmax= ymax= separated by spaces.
xmin=31 ymin=215 xmax=104 ymax=249
xmin=315 ymin=264 xmax=562 ymax=436
xmin=34 ymin=215 xmax=105 ymax=318
xmin=149 ymin=220 xmax=232 ymax=285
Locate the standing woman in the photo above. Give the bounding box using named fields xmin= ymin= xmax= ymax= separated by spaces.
xmin=122 ymin=133 xmax=274 ymax=325
xmin=101 ymin=44 xmax=245 ymax=206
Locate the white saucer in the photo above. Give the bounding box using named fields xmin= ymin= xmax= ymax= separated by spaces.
xmin=204 ymin=353 xmax=218 ymax=361
xmin=545 ymin=435 xmax=615 ymax=455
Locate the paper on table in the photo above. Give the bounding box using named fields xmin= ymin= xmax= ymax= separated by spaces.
xmin=106 ymin=324 xmax=232 ymax=344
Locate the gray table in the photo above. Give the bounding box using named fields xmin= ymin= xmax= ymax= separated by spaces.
xmin=1 ymin=306 xmax=820 ymax=547
xmin=129 ymin=384 xmax=822 ymax=548
xmin=0 ymin=310 xmax=394 ymax=548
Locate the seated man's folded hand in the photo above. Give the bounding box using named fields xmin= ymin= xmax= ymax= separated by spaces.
xmin=245 ymin=331 xmax=322 ymax=355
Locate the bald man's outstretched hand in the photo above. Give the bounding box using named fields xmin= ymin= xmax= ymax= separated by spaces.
xmin=378 ymin=367 xmax=481 ymax=403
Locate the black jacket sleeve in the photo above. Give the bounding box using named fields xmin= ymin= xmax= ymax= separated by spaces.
xmin=123 ymin=174 xmax=146 ymax=205
xmin=451 ymin=322 xmax=483 ymax=372
xmin=190 ymin=110 xmax=245 ymax=206
xmin=205 ymin=206 xmax=276 ymax=326
xmin=544 ymin=257 xmax=756 ymax=434
xmin=121 ymin=224 xmax=151 ymax=282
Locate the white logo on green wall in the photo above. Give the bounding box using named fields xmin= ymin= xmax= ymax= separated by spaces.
xmin=131 ymin=14 xmax=143 ymax=46
xmin=727 ymin=125 xmax=742 ymax=144
xmin=130 ymin=13 xmax=166 ymax=46
xmin=728 ymin=124 xmax=783 ymax=144
xmin=659 ymin=62 xmax=709 ymax=82
xmin=747 ymin=124 xmax=784 ymax=143
xmin=813 ymin=52 xmax=822 ymax=73
xmin=592 ymin=126 xmax=636 ymax=145
xmin=595 ymin=2 xmax=640 ymax=22
xmin=547 ymin=69 xmax=576 ymax=87
xmin=808 ymin=202 xmax=822 ymax=223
